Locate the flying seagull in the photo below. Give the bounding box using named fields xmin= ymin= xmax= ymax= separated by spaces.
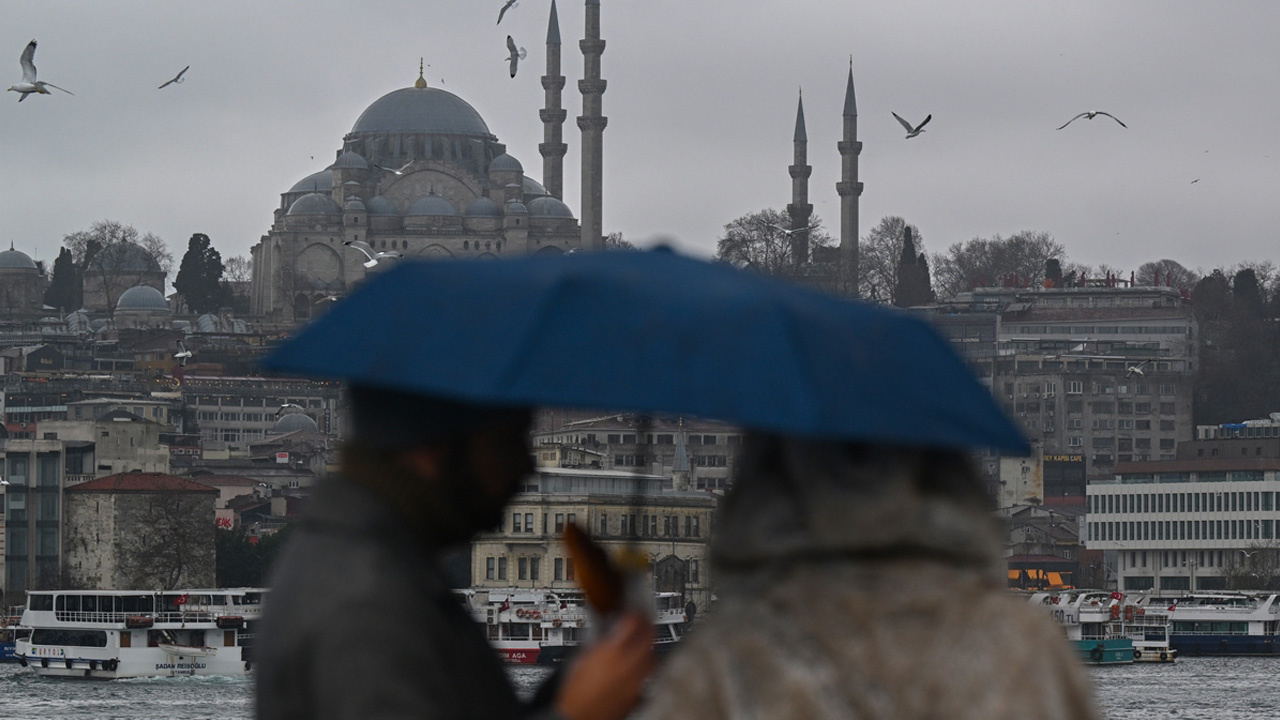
xmin=1125 ymin=360 xmax=1149 ymax=378
xmin=1057 ymin=111 xmax=1127 ymax=130
xmin=8 ymin=40 xmax=73 ymax=102
xmin=771 ymin=223 xmax=821 ymax=237
xmin=497 ymin=0 xmax=518 ymax=24
xmin=344 ymin=239 xmax=404 ymax=268
xmin=891 ymin=111 xmax=931 ymax=139
xmin=1190 ymin=178 xmax=1200 ymax=184
xmin=376 ymin=161 xmax=412 ymax=176
xmin=276 ymin=403 xmax=304 ymax=418
xmin=173 ymin=340 xmax=193 ymax=367
xmin=506 ymin=35 xmax=526 ymax=79
xmin=158 ymin=65 xmax=189 ymax=89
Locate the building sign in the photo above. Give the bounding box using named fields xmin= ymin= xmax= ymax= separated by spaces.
xmin=276 ymin=452 xmax=289 ymax=464
xmin=1044 ymin=455 xmax=1086 ymax=503
xmin=1043 ymin=454 xmax=1084 ymax=463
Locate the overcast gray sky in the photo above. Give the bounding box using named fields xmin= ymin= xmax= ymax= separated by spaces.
xmin=3 ymin=1 xmax=1278 ymax=282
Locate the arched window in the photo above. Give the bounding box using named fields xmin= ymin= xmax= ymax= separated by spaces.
xmin=464 ymin=241 xmax=470 ymax=250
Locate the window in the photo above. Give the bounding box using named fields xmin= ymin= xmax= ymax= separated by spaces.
xmin=530 ymin=557 xmax=540 ymax=581
xmin=567 ymin=513 xmax=576 ymax=528
xmin=554 ymin=558 xmax=563 ymax=581
xmin=498 ymin=558 xmax=508 ymax=581
xmin=1068 ymin=437 xmax=1083 ymax=447
xmin=1067 ymin=381 xmax=1084 ymax=395
xmin=600 ymin=513 xmax=607 ymax=536
xmin=566 ymin=558 xmax=575 ymax=581
xmin=525 ymin=513 xmax=533 ymax=533
xmin=512 ymin=513 xmax=522 ymax=533
xmin=555 ymin=514 xmax=564 ymax=533
xmin=518 ymin=558 xmax=528 ymax=580
xmin=486 ymin=557 xmax=495 ymax=580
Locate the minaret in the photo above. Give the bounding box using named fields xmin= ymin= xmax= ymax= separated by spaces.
xmin=539 ymin=0 xmax=568 ymax=199
xmin=837 ymin=60 xmax=864 ymax=298
xmin=578 ymin=0 xmax=607 ymax=251
xmin=787 ymin=89 xmax=813 ymax=266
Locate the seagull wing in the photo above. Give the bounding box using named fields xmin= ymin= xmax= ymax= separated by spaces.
xmin=498 ymin=0 xmax=515 ymax=24
xmin=19 ymin=40 xmax=37 ymax=83
xmin=1096 ymin=111 xmax=1127 ymax=128
xmin=343 ymin=240 xmax=376 ymax=260
xmin=159 ymin=66 xmax=189 ymax=89
xmin=39 ymin=82 xmax=73 ymax=95
xmin=378 ymin=251 xmax=404 ymax=260
xmin=891 ymin=111 xmax=915 ymax=132
xmin=507 ymin=35 xmax=518 ymax=56
xmin=914 ymin=114 xmax=932 ymax=132
xmin=1057 ymin=112 xmax=1089 ymax=130
xmin=509 ymin=56 xmax=519 ymax=78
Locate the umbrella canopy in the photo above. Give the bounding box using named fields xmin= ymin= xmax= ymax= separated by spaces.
xmin=262 ymin=249 xmax=1028 ymax=455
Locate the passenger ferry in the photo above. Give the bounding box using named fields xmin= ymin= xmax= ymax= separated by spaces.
xmin=457 ymin=588 xmax=688 ymax=665
xmin=13 ymin=588 xmax=265 ymax=678
xmin=1031 ymin=590 xmax=1135 ymax=665
xmin=1134 ymin=592 xmax=1280 ymax=656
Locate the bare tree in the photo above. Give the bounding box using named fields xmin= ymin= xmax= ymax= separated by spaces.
xmin=223 ymin=255 xmax=253 ymax=283
xmin=1221 ymin=541 xmax=1280 ymax=591
xmin=63 ymin=220 xmax=170 ymax=314
xmin=932 ymin=230 xmax=1066 ymax=298
xmin=137 ymin=232 xmax=175 ymax=278
xmin=1136 ymin=259 xmax=1201 ymax=290
xmin=119 ymin=493 xmax=216 ymax=590
xmin=859 ymin=216 xmax=923 ymax=304
xmin=716 ymin=208 xmax=834 ymax=278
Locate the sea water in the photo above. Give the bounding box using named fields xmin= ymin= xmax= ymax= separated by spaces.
xmin=3 ymin=659 xmax=1278 ymax=719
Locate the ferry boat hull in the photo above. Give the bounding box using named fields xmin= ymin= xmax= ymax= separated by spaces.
xmin=1074 ymin=638 xmax=1134 ymax=665
xmin=1171 ymin=635 xmax=1280 ymax=657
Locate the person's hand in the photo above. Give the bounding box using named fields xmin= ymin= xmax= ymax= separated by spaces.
xmin=554 ymin=611 xmax=656 ymax=720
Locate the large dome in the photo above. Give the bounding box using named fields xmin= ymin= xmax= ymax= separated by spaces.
xmin=351 ymin=87 xmax=494 ymax=138
xmin=0 ymin=247 xmax=37 ymax=270
xmin=274 ymin=412 xmax=318 ymax=434
xmin=116 ymin=285 xmax=169 ymax=311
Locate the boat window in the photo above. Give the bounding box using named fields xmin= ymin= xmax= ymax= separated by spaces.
xmin=120 ymin=595 xmax=153 ymax=614
xmin=82 ymin=596 xmax=98 ymax=613
xmin=30 ymin=629 xmax=108 ymax=647
xmin=28 ymin=594 xmax=53 ymax=612
xmin=55 ymin=595 xmax=80 ymax=612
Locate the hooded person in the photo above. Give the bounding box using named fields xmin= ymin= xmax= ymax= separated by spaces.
xmin=637 ymin=434 xmax=1100 ymax=720
xmin=256 ymin=385 xmax=655 ymax=720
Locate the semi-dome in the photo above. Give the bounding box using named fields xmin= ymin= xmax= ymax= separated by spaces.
xmin=0 ymin=247 xmax=37 ymax=270
xmin=489 ymin=153 xmax=523 ymax=173
xmin=333 ymin=151 xmax=369 ymax=170
xmin=522 ymin=176 xmax=549 ymax=198
xmin=116 ymin=285 xmax=169 ymax=312
xmin=366 ymin=196 xmax=398 ymax=215
xmin=351 ymin=86 xmax=494 ymax=138
xmin=505 ymin=200 xmax=528 ymax=216
xmin=289 ymin=169 xmax=334 ymax=194
xmin=287 ymin=193 xmax=341 ymax=216
xmin=274 ymin=412 xmax=319 ymax=434
xmin=344 ymin=197 xmax=367 ymax=212
xmin=465 ymin=196 xmax=501 ymax=217
xmin=528 ymin=196 xmax=575 ymax=218
xmin=406 ymin=194 xmax=458 ymax=217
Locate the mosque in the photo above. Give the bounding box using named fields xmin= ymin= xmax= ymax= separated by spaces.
xmin=249 ymin=0 xmax=865 ymax=322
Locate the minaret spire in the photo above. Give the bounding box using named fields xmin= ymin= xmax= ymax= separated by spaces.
xmin=837 ymin=60 xmax=864 ymax=297
xmin=415 ymin=58 xmax=427 ymax=88
xmin=540 ymin=0 xmax=568 ymax=199
xmin=578 ymin=0 xmax=607 ymax=251
xmin=787 ymin=88 xmax=813 ymax=265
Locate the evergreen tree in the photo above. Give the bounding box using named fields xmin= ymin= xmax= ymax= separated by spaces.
xmin=42 ymin=247 xmax=82 ymax=312
xmin=174 ymin=233 xmax=226 ymax=314
xmin=1044 ymin=258 xmax=1063 ymax=288
xmin=892 ymin=227 xmax=933 ymax=307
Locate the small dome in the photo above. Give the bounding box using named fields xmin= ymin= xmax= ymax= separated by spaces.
xmin=274 ymin=412 xmax=319 ymax=434
xmin=528 ymin=196 xmax=575 ymax=218
xmin=116 ymin=285 xmax=169 ymax=312
xmin=406 ymin=194 xmax=458 ymax=217
xmin=333 ymin=151 xmax=369 ymax=170
xmin=522 ymin=176 xmax=549 ymax=198
xmin=505 ymin=200 xmax=528 ymax=216
xmin=489 ymin=153 xmax=523 ymax=173
xmin=366 ymin=196 xmax=398 ymax=216
xmin=197 ymin=314 xmax=220 ymax=333
xmin=344 ymin=197 xmax=367 ymax=212
xmin=465 ymin=196 xmax=501 ymax=217
xmin=287 ymin=193 xmax=341 ymax=216
xmin=289 ymin=169 xmax=334 ymax=194
xmin=0 ymin=247 xmax=37 ymax=270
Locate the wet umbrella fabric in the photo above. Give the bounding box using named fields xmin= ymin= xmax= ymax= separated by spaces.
xmin=262 ymin=249 xmax=1028 ymax=455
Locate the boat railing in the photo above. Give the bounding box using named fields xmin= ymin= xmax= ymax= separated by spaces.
xmin=50 ymin=609 xmax=249 ymax=625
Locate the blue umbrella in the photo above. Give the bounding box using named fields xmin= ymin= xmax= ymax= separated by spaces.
xmin=262 ymin=248 xmax=1028 ymax=454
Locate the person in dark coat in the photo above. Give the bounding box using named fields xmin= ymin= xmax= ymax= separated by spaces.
xmin=256 ymin=386 xmax=655 ymax=720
